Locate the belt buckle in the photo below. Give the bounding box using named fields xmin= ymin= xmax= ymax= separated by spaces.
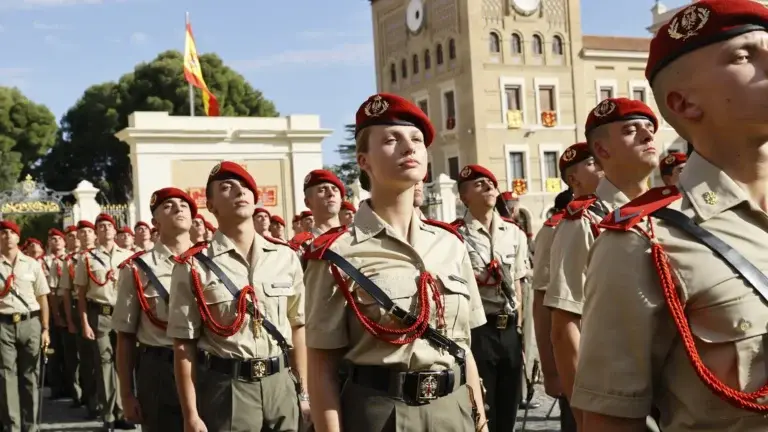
xmin=12 ymin=313 xmax=21 ymax=323
xmin=251 ymin=360 xmax=267 ymax=379
xmin=101 ymin=305 xmax=111 ymax=315
xmin=496 ymin=314 xmax=509 ymax=330
xmin=417 ymin=372 xmax=439 ymax=401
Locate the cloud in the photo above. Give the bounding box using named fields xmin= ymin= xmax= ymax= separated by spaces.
xmin=43 ymin=34 xmax=76 ymax=50
xmin=129 ymin=31 xmax=148 ymax=45
xmin=233 ymin=43 xmax=374 ymax=71
xmin=0 ymin=67 xmax=31 ymax=89
xmin=33 ymin=20 xmax=69 ymax=30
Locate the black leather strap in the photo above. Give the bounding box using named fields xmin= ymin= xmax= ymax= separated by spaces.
xmin=653 ymin=207 xmax=768 ymax=303
xmin=88 ymin=250 xmax=108 ymax=268
xmin=132 ymin=256 xmax=170 ymax=304
xmin=0 ymin=272 xmax=33 ymax=312
xmin=322 ymin=249 xmax=466 ymax=365
xmin=193 ymin=252 xmax=290 ymax=353
xmin=588 ymin=201 xmax=609 ymax=219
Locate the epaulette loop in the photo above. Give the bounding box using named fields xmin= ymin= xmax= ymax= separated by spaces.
xmin=423 ymin=218 xmax=464 ymax=242
xmin=178 ymin=241 xmax=208 ymax=263
xmin=118 ymin=250 xmax=147 ymax=270
xmin=303 ymin=226 xmax=349 ymax=261
xmin=599 ymin=186 xmax=682 ymax=231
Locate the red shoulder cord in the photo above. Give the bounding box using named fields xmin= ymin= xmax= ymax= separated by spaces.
xmin=0 ymin=273 xmax=14 ymax=298
xmin=83 ymin=254 xmax=114 ymax=287
xmin=187 ymin=258 xmax=261 ymax=338
xmin=643 ymin=218 xmax=768 ymax=412
xmin=477 ymin=259 xmax=503 ymax=290
xmin=330 ymin=265 xmax=446 ymax=344
xmin=67 ymin=258 xmax=76 ymax=280
xmin=128 ymin=260 xmax=170 ymax=330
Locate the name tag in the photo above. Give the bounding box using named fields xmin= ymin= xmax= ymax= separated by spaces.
xmin=448 ymin=275 xmax=468 ymax=285
xmin=271 ymin=281 xmax=292 ymax=289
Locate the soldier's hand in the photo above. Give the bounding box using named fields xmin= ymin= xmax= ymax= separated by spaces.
xmin=83 ymin=325 xmax=95 ymax=340
xmin=122 ymin=394 xmax=143 ymax=423
xmin=184 ymin=416 xmax=207 ymax=432
xmin=300 ymin=399 xmax=311 ymax=424
xmin=41 ymin=329 xmax=50 ymax=349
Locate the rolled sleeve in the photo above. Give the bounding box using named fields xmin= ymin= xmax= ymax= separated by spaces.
xmin=531 ymin=227 xmax=555 ymax=293
xmin=111 ymin=266 xmax=140 ymax=334
xmin=33 ymin=264 xmax=50 ymax=297
xmin=286 ymin=252 xmax=305 ymax=327
xmin=543 ymin=219 xmax=590 ymax=315
xmin=571 ymin=231 xmax=674 ymax=419
xmin=304 ymin=256 xmax=348 ymax=350
xmin=166 ymin=262 xmax=201 ymax=340
xmin=513 ymin=231 xmax=529 ymax=280
xmin=463 ymin=249 xmax=487 ymax=330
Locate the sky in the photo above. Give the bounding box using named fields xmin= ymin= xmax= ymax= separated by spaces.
xmin=0 ymin=0 xmax=690 ymax=166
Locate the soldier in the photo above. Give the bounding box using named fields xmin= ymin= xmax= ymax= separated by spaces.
xmin=45 ymin=229 xmax=69 ymax=401
xmin=253 ymin=207 xmax=271 ymax=238
xmin=113 ymin=188 xmax=196 ymax=432
xmin=202 ymin=220 xmax=215 ymax=242
xmin=573 ymin=1 xmax=768 ymax=430
xmin=168 ymin=162 xmax=308 ymax=432
xmin=189 ymin=214 xmax=207 ymax=244
xmin=134 ymin=222 xmax=154 ymax=251
xmin=450 ymin=164 xmax=528 ymax=432
xmin=659 ymin=151 xmax=686 ymax=186
xmin=339 ymin=201 xmax=356 ymax=226
xmin=116 ymin=227 xmax=135 ymax=251
xmin=304 ymin=93 xmax=488 ymax=432
xmin=150 ymin=227 xmax=159 ymax=244
xmin=290 ymin=215 xmax=301 ymax=237
xmin=55 ymin=226 xmax=83 ymax=408
xmin=299 ymin=211 xmax=314 ymax=233
xmin=269 ymin=215 xmax=286 ymax=240
xmin=0 ymin=220 xmax=50 ymax=432
xmin=23 ymin=239 xmax=44 ymax=259
xmin=74 ymin=213 xmax=135 ymax=429
xmin=290 ymin=170 xmax=345 ymax=257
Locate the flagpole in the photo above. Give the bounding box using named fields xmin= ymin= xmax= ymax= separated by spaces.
xmin=186 ymin=11 xmax=195 ymax=117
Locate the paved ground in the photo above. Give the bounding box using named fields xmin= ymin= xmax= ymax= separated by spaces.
xmin=40 ymin=385 xmax=561 ymax=431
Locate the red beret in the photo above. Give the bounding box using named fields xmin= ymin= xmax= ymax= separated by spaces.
xmin=340 ymin=201 xmax=356 ymax=213
xmin=134 ymin=221 xmax=150 ymax=230
xmin=355 ymin=93 xmax=436 ymax=147
xmin=270 ymin=215 xmax=285 ymax=226
xmin=458 ymin=165 xmax=498 ymax=188
xmin=77 ymin=220 xmax=95 ymax=230
xmin=25 ymin=238 xmax=42 ymax=248
xmin=585 ymin=98 xmax=658 ymax=136
xmin=64 ymin=225 xmax=77 ymax=234
xmin=207 ymin=161 xmax=259 ymax=202
xmin=118 ymin=226 xmax=135 ymax=236
xmin=193 ymin=214 xmax=205 ymax=221
xmin=303 ymin=169 xmax=346 ymax=197
xmin=660 ymin=152 xmax=687 ymax=172
xmin=300 ymin=211 xmax=313 ymax=219
xmin=48 ymin=228 xmax=65 ymax=239
xmin=253 ymin=208 xmax=270 ymax=217
xmin=646 ymin=0 xmax=768 ymax=84
xmin=95 ymin=213 xmax=116 ymax=228
xmin=500 ymin=191 xmax=519 ymax=202
xmin=0 ymin=221 xmax=20 ymax=236
xmin=559 ymin=142 xmax=593 ymax=173
xmin=150 ymin=187 xmax=198 ymax=217
xmin=204 ymin=221 xmax=216 ymax=232
xmin=292 ymin=215 xmax=300 ymax=223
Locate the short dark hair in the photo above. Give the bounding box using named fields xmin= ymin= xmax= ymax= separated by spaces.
xmin=554 ymin=189 xmax=574 ymax=211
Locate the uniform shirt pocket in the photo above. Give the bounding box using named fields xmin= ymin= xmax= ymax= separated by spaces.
xmin=354 ymin=273 xmax=419 ymax=324
xmin=262 ymin=279 xmax=295 ymax=326
xmin=202 ymin=281 xmax=233 ymax=305
xmin=438 ymin=273 xmax=471 ymax=341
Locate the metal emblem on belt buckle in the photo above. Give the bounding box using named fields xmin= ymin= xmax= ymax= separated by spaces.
xmin=102 ymin=305 xmax=111 ymax=315
xmin=252 ymin=360 xmax=267 ymax=379
xmin=496 ymin=314 xmax=509 ymax=330
xmin=417 ymin=372 xmax=439 ymax=401
xmin=12 ymin=313 xmax=21 ymax=323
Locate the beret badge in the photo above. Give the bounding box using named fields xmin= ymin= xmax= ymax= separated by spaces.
xmin=668 ymin=6 xmax=710 ymax=41
xmin=304 ymin=173 xmax=312 ymax=185
xmin=149 ymin=193 xmax=157 ymax=207
xmin=210 ymin=162 xmax=221 ymax=177
xmin=364 ymin=95 xmax=389 ymax=118
xmin=593 ymin=99 xmax=616 ymax=118
xmin=562 ymin=148 xmax=577 ymax=162
xmin=664 ymin=155 xmax=676 ymax=165
xmin=460 ymin=166 xmax=472 ymax=178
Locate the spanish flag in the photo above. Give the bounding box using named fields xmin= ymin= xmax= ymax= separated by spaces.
xmin=183 ymin=21 xmax=219 ymax=116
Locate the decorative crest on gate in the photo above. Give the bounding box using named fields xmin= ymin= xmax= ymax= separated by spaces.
xmin=0 ymin=175 xmax=68 ymax=215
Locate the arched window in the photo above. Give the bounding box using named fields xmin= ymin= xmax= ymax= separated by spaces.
xmin=448 ymin=38 xmax=456 ymax=59
xmin=412 ymin=54 xmax=419 ymax=74
xmin=532 ymin=34 xmax=543 ymax=55
xmin=436 ymin=44 xmax=444 ymax=65
xmin=389 ymin=63 xmax=396 ymax=83
xmin=401 ymin=59 xmax=408 ymax=78
xmin=424 ymin=49 xmax=432 ymax=70
xmin=511 ymin=33 xmax=522 ymax=54
xmin=489 ymin=32 xmax=501 ymax=53
xmin=552 ymin=35 xmax=564 ymax=55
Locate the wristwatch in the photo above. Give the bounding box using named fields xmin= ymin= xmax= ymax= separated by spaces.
xmin=298 ymin=392 xmax=310 ymax=402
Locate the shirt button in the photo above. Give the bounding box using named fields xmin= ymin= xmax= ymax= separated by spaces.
xmin=737 ymin=318 xmax=752 ymax=332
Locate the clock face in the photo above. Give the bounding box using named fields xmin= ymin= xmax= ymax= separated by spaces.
xmin=406 ymin=0 xmax=425 ymax=33
xmin=511 ymin=0 xmax=541 ymax=16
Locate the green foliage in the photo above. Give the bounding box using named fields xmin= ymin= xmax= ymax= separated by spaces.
xmin=326 ymin=123 xmax=358 ymax=196
xmin=11 ymin=213 xmax=61 ymax=246
xmin=0 ymin=87 xmax=57 ymax=191
xmin=37 ymin=50 xmax=278 ymax=203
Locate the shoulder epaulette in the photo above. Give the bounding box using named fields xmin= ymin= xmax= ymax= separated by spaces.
xmin=118 ymin=250 xmax=147 ymax=270
xmin=450 ymin=218 xmax=466 ymax=230
xmin=543 ymin=210 xmax=565 ymax=227
xmin=599 ymin=186 xmax=682 ymax=231
xmin=263 ymin=235 xmax=292 ymax=249
xmin=303 ymin=226 xmax=349 ymax=261
xmin=501 ymin=216 xmax=525 ymax=232
xmin=423 ymin=218 xmax=464 ymax=242
xmin=563 ymin=194 xmax=599 ymax=220
xmin=288 ymin=232 xmax=314 ymax=250
xmin=178 ymin=241 xmax=209 ymax=263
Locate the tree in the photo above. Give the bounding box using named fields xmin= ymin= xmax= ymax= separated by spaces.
xmin=37 ymin=50 xmax=278 ymax=203
xmin=325 ymin=123 xmax=358 ymax=197
xmin=0 ymin=87 xmax=57 ymax=191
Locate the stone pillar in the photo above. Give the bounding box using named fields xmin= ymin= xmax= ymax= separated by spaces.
xmin=349 ymin=178 xmax=369 ymax=207
xmin=435 ymin=174 xmax=457 ymax=223
xmin=72 ymin=180 xmax=101 ymax=222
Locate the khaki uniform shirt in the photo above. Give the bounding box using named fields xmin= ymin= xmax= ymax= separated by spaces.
xmin=0 ymin=252 xmax=49 ymax=314
xmin=531 ymin=225 xmax=556 ymax=293
xmin=113 ymin=243 xmax=177 ymax=348
xmin=167 ymin=231 xmax=304 ymax=359
xmin=572 ymin=152 xmax=768 ymax=431
xmin=57 ymin=251 xmax=81 ymax=297
xmin=47 ymin=253 xmax=66 ymax=292
xmin=304 ymin=201 xmax=486 ymax=371
xmin=543 ymin=179 xmax=629 ymax=315
xmin=456 ymin=211 xmax=528 ymax=315
xmin=41 ymin=255 xmax=54 ymax=279
xmin=74 ymin=245 xmax=133 ymax=305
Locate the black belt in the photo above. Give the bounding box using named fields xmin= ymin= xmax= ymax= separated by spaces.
xmin=198 ymin=351 xmax=288 ymax=382
xmin=86 ymin=300 xmax=113 ymax=316
xmin=347 ymin=363 xmax=464 ymax=405
xmin=138 ymin=343 xmax=174 ymax=363
xmin=485 ymin=311 xmax=517 ymax=330
xmin=0 ymin=310 xmax=40 ymax=324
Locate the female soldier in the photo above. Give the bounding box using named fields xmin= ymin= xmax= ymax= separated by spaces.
xmin=304 ymin=93 xmax=489 ymax=432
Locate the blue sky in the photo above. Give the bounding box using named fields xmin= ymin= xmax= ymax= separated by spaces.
xmin=0 ymin=0 xmax=689 ymax=166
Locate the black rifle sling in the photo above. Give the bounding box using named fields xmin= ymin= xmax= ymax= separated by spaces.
xmin=193 ymin=252 xmax=290 ymax=352
xmin=322 ymin=249 xmax=466 ymax=365
xmin=132 ymin=256 xmax=170 ymax=304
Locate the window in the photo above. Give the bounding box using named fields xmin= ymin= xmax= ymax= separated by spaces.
xmin=490 ymin=32 xmax=501 ymax=53
xmin=424 ymin=49 xmax=431 ymax=70
xmin=444 ymin=90 xmax=456 ymax=118
xmin=389 ymin=63 xmax=396 ymax=83
xmin=511 ymin=34 xmax=522 ymax=54
xmin=436 ymin=44 xmax=444 ymax=65
xmin=539 ymin=86 xmax=556 ymax=112
xmin=505 ymin=85 xmax=521 ymax=111
xmin=401 ymin=59 xmax=408 ymax=79
xmin=532 ymin=34 xmax=543 ymax=55
xmin=543 ymin=151 xmax=559 ymax=178
xmin=599 ymin=86 xmax=613 ymax=100
xmin=412 ymin=54 xmax=419 ymax=74
xmin=552 ymin=35 xmax=563 ymax=55
xmin=508 ymin=152 xmax=526 ymax=179
xmin=633 ymin=88 xmax=646 ymax=103
xmin=448 ymin=38 xmax=456 ymax=59
xmin=448 ymin=157 xmax=460 ymax=180
xmin=417 ymin=99 xmax=428 ymax=115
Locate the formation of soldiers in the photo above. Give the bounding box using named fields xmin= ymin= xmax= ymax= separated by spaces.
xmin=2 ymin=2 xmax=768 ymax=431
